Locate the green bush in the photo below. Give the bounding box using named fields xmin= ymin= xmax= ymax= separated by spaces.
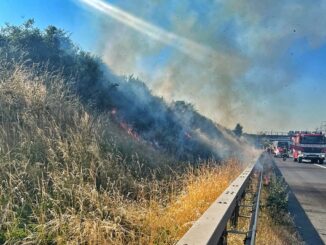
xmin=266 ymin=174 xmax=289 ymax=222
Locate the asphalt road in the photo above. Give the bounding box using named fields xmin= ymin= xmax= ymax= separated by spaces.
xmin=273 ymin=156 xmax=326 ymax=245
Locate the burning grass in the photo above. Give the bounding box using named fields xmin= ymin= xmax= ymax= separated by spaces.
xmin=0 ymin=63 xmax=246 ymax=244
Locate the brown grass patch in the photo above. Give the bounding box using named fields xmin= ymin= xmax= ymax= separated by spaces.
xmin=0 ymin=63 xmax=246 ymax=244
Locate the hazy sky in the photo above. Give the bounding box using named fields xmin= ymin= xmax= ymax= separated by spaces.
xmin=1 ymin=0 xmax=326 ymax=133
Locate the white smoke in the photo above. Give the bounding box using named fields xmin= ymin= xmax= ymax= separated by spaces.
xmin=79 ymin=0 xmax=217 ymax=62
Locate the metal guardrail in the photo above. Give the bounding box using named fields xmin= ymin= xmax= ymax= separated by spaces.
xmin=245 ymin=171 xmax=263 ymax=245
xmin=177 ymin=162 xmax=259 ymax=245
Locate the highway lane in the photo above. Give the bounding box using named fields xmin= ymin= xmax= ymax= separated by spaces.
xmin=273 ymin=157 xmax=326 ymax=245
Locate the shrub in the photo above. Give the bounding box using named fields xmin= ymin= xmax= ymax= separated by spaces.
xmin=266 ymin=174 xmax=289 ymax=222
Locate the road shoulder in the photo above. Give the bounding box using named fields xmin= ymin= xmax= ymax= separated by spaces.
xmin=272 ymin=157 xmax=324 ymax=245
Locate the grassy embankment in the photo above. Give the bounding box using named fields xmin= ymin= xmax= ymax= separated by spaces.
xmin=0 ymin=63 xmax=244 ymax=244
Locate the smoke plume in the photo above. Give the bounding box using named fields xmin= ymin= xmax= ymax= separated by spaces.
xmin=77 ymin=0 xmax=326 ymax=132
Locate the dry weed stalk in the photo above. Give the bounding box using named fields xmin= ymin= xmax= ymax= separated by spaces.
xmin=0 ymin=63 xmax=244 ymax=244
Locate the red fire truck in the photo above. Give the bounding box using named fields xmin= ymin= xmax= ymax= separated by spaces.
xmin=291 ymin=132 xmax=326 ymax=164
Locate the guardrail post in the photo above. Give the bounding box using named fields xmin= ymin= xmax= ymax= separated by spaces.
xmin=230 ymin=201 xmax=240 ymax=227
xmin=217 ymin=228 xmax=228 ymax=245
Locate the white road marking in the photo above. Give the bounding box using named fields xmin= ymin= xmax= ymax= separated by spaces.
xmin=314 ymin=164 xmax=326 ymax=169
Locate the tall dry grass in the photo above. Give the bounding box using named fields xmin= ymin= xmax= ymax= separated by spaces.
xmin=137 ymin=160 xmax=243 ymax=244
xmin=0 ymin=63 xmax=244 ymax=244
xmin=256 ymin=209 xmax=303 ymax=245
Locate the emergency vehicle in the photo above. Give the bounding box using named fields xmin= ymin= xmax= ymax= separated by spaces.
xmin=272 ymin=141 xmax=289 ymax=157
xmin=291 ymin=132 xmax=326 ymax=164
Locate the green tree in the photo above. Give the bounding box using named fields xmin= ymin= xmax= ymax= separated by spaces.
xmin=0 ymin=19 xmax=112 ymax=109
xmin=233 ymin=123 xmax=243 ymax=137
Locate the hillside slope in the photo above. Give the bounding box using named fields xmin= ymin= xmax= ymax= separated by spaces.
xmin=0 ymin=59 xmax=249 ymax=244
xmin=0 ymin=21 xmax=256 ymax=244
xmin=0 ymin=20 xmax=249 ymax=161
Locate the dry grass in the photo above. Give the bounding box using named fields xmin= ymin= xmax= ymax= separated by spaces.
xmin=255 ymin=185 xmax=303 ymax=245
xmin=0 ymin=63 xmax=246 ymax=244
xmin=138 ymin=160 xmax=243 ymax=244
xmin=2 ymin=61 xmax=301 ymax=245
xmin=227 ymin=172 xmax=303 ymax=245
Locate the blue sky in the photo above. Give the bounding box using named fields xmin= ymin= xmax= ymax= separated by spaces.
xmin=0 ymin=0 xmax=98 ymax=51
xmin=1 ymin=0 xmax=326 ymax=132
